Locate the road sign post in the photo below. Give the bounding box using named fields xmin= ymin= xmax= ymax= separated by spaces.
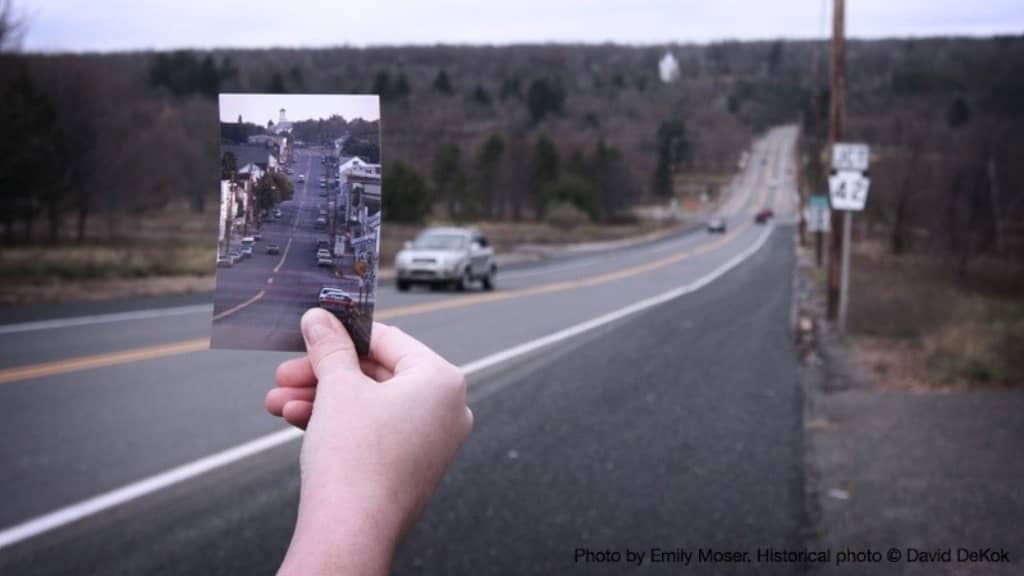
xmin=806 ymin=195 xmax=831 ymax=267
xmin=828 ymin=142 xmax=870 ymax=333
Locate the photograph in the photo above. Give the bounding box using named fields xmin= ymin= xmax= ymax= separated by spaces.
xmin=211 ymin=94 xmax=381 ymax=355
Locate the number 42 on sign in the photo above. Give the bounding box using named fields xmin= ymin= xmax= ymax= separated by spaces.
xmin=828 ymin=171 xmax=870 ymax=211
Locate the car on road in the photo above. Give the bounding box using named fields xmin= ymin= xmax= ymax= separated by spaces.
xmin=316 ymin=248 xmax=331 ymax=259
xmin=316 ymin=255 xmax=333 ymax=267
xmin=217 ymin=256 xmax=233 ymax=268
xmin=755 ymin=208 xmax=774 ymax=224
xmin=228 ymin=250 xmax=243 ymax=264
xmin=315 ymin=239 xmax=330 ymax=253
xmin=394 ymin=227 xmax=496 ymax=292
xmin=274 ymin=209 xmax=283 ymax=219
xmin=316 ymin=217 xmax=327 ymax=227
xmin=318 ymin=287 xmax=354 ymax=316
xmin=241 ymin=245 xmax=254 ymax=258
xmin=266 ymin=243 xmax=281 ymax=255
xmin=297 ymin=174 xmax=305 ymax=183
xmin=706 ymin=217 xmax=727 ymax=234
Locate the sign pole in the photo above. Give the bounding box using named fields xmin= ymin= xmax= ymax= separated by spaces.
xmin=816 ymin=229 xmax=823 ymax=267
xmin=838 ymin=210 xmax=852 ymax=331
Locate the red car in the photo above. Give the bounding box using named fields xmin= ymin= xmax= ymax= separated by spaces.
xmin=318 ymin=287 xmax=354 ymax=316
xmin=755 ymin=208 xmax=774 ymax=224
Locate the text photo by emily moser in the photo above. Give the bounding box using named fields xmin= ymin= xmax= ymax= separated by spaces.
xmin=211 ymin=93 xmax=382 ymax=356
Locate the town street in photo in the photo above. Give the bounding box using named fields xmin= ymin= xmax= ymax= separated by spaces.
xmin=211 ymin=94 xmax=381 ymax=354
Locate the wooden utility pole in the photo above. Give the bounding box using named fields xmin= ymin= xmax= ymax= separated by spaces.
xmin=826 ymin=0 xmax=846 ymax=320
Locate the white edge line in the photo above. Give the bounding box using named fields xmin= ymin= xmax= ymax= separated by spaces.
xmin=0 ymin=305 xmax=214 ymax=335
xmin=0 ymin=224 xmax=775 ymax=551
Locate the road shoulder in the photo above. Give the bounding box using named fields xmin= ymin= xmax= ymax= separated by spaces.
xmin=795 ymin=241 xmax=1024 ymax=575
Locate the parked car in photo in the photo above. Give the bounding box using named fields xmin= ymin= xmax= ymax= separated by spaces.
xmin=266 ymin=243 xmax=281 ymax=255
xmin=274 ymin=209 xmax=283 ymax=219
xmin=297 ymin=174 xmax=305 ymax=183
xmin=706 ymin=217 xmax=727 ymax=234
xmin=315 ymin=239 xmax=331 ymax=253
xmin=228 ymin=250 xmax=243 ymax=264
xmin=316 ymin=217 xmax=327 ymax=227
xmin=394 ymin=227 xmax=496 ymax=292
xmin=317 ymin=255 xmax=333 ymax=267
xmin=217 ymin=256 xmax=233 ymax=268
xmin=316 ymin=248 xmax=332 ymax=259
xmin=318 ymin=287 xmax=354 ymax=316
xmin=241 ymin=245 xmax=254 ymax=258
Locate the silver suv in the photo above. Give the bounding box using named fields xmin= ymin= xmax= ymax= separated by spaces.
xmin=395 ymin=227 xmax=496 ymax=292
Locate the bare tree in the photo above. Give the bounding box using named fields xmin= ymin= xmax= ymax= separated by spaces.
xmin=0 ymin=0 xmax=23 ymax=51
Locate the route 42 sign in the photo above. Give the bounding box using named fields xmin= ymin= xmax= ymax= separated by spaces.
xmin=828 ymin=171 xmax=871 ymax=211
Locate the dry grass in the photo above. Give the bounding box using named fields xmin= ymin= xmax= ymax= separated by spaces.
xmin=848 ymin=239 xmax=1024 ymax=390
xmin=0 ymin=240 xmax=216 ymax=281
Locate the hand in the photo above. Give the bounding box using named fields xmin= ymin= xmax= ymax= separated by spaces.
xmin=266 ymin=308 xmax=473 ymax=575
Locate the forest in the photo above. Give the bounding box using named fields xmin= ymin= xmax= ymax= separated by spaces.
xmin=1 ymin=10 xmax=1022 ymax=274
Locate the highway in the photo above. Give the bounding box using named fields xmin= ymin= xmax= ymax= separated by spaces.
xmin=0 ymin=126 xmax=801 ymax=574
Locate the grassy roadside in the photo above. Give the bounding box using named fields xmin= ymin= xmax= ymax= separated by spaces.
xmin=845 ymin=239 xmax=1024 ymax=390
xmin=1 ymin=219 xmax=681 ymax=306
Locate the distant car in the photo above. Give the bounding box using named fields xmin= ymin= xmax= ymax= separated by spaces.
xmin=274 ymin=209 xmax=283 ymax=218
xmin=315 ymin=216 xmax=328 ymax=227
xmin=394 ymin=227 xmax=496 ymax=292
xmin=228 ymin=250 xmax=243 ymax=264
xmin=318 ymin=287 xmax=354 ymax=316
xmin=318 ymin=209 xmax=327 ymax=217
xmin=241 ymin=245 xmax=254 ymax=258
xmin=316 ymin=248 xmax=331 ymax=259
xmin=252 ymin=233 xmax=262 ymax=241
xmin=706 ymin=218 xmax=727 ymax=234
xmin=755 ymin=208 xmax=774 ymax=224
xmin=217 ymin=256 xmax=233 ymax=268
xmin=315 ymin=239 xmax=331 ymax=252
xmin=266 ymin=243 xmax=281 ymax=255
xmin=297 ymin=174 xmax=305 ymax=182
xmin=317 ymin=255 xmax=333 ymax=267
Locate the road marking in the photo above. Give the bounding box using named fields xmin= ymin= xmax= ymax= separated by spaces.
xmin=0 ymin=305 xmax=213 ymax=335
xmin=0 ymin=338 xmax=210 ymax=385
xmin=377 ymin=220 xmax=751 ymax=322
xmin=211 ymin=290 xmax=265 ymax=322
xmin=0 ymin=136 xmax=779 ymax=384
xmin=0 ymin=427 xmax=303 ymax=550
xmin=272 ymin=237 xmax=293 ymax=274
xmin=0 ymin=222 xmax=776 ymax=552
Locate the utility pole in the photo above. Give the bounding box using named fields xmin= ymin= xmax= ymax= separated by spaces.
xmin=826 ymin=0 xmax=846 ymax=320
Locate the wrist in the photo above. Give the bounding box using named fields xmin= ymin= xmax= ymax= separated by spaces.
xmin=280 ymin=486 xmax=401 ymax=576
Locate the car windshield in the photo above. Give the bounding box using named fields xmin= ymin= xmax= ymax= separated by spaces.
xmin=413 ymin=233 xmax=466 ymax=251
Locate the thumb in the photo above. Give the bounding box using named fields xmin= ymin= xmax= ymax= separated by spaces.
xmin=301 ymin=308 xmax=361 ymax=380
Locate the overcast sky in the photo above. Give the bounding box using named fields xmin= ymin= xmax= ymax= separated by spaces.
xmin=219 ymin=94 xmax=380 ymax=125
xmin=22 ymin=0 xmax=1024 ymax=52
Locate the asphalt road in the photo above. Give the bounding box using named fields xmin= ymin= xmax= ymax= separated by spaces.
xmin=0 ymin=126 xmax=802 ymax=574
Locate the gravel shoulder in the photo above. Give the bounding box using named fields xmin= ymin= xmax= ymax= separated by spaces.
xmin=795 ymin=239 xmax=1024 ymax=575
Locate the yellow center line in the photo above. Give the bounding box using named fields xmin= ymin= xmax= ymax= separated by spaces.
xmin=377 ymin=223 xmax=749 ymax=321
xmin=1 ymin=143 xmax=781 ymax=384
xmin=0 ymin=338 xmax=210 ymax=385
xmin=212 ymin=290 xmax=265 ymax=322
xmin=272 ymin=237 xmax=293 ymax=274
